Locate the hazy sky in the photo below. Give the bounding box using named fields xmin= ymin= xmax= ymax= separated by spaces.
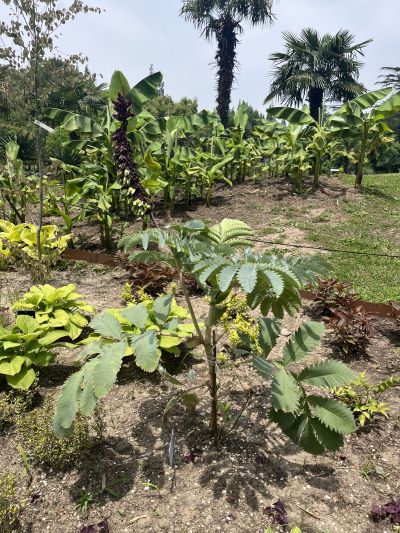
xmin=1 ymin=0 xmax=399 ymax=111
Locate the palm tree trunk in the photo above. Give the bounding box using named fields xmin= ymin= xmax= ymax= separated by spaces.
xmin=308 ymin=87 xmax=324 ymax=123
xmin=215 ymin=17 xmax=238 ymax=128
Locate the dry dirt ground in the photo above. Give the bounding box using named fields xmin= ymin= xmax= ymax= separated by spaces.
xmin=0 ymin=176 xmax=399 ymax=533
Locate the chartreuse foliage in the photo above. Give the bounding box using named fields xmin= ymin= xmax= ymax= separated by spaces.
xmin=0 ymin=219 xmax=70 ymax=260
xmin=53 ymin=293 xmax=196 ymax=436
xmin=239 ymin=319 xmax=356 ymax=454
xmin=12 ymin=284 xmax=95 ymax=341
xmin=0 ymin=315 xmax=59 ymax=390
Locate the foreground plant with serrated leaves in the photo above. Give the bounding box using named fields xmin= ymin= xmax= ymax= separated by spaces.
xmin=54 ymin=219 xmax=356 ymax=454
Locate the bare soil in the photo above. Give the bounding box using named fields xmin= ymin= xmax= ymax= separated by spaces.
xmin=0 ymin=176 xmax=399 ymax=533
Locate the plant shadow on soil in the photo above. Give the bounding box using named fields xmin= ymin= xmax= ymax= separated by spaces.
xmin=128 ymin=390 xmax=341 ymax=512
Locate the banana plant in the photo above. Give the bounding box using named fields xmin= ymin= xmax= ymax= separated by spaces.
xmin=330 ymin=88 xmax=400 ymax=189
xmin=0 ymin=141 xmax=38 ymax=223
xmin=267 ymin=106 xmax=331 ymax=190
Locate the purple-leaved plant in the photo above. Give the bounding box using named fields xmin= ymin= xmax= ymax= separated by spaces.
xmin=371 ymin=498 xmax=400 ymax=525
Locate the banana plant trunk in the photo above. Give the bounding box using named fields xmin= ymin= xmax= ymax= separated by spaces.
xmin=215 ymin=16 xmax=238 ymax=128
xmin=313 ymin=153 xmax=322 ymax=190
xmin=355 ymin=125 xmax=368 ymax=190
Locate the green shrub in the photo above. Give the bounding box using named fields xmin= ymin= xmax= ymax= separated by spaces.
xmin=0 ymin=472 xmax=23 ymax=532
xmin=16 ymin=398 xmax=100 ymax=469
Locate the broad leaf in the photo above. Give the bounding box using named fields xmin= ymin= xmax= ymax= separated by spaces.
xmin=267 ymin=106 xmax=316 ymax=126
xmin=271 ymin=369 xmax=302 ymax=413
xmin=0 ymin=355 xmax=25 ymax=376
xmin=216 ymin=265 xmax=238 ymax=292
xmin=7 ymin=367 xmax=36 ymax=390
xmin=153 ymin=295 xmax=173 ymax=325
xmin=307 ymin=396 xmax=356 ymax=434
xmin=237 ymin=264 xmax=258 ymax=294
xmin=15 ymin=315 xmax=39 ymax=334
xmin=92 ymin=341 xmax=127 ymax=398
xmin=79 ymin=359 xmax=98 ymax=417
xmin=253 ymin=356 xmax=275 ymax=379
xmin=310 ymin=417 xmax=344 ymax=451
xmin=90 ymin=313 xmax=123 ymax=340
xmin=109 ymin=70 xmax=131 ymax=101
xmin=53 ymin=370 xmax=84 ymax=436
xmin=121 ymin=304 xmax=148 ymax=330
xmin=298 ymin=360 xmax=355 ymax=388
xmin=258 ymin=317 xmax=281 ymax=355
xmin=132 ymin=330 xmax=159 ymax=372
xmin=282 ymin=321 xmax=325 ymax=366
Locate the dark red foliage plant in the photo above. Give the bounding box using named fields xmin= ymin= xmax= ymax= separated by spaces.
xmin=80 ymin=519 xmax=110 ymax=533
xmin=328 ymin=305 xmax=373 ymax=355
xmin=308 ymin=277 xmax=358 ymax=317
xmin=264 ymin=499 xmax=288 ymax=525
xmin=371 ymin=498 xmax=400 ymax=525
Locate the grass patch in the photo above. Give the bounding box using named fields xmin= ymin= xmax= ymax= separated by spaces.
xmin=307 ymin=174 xmax=400 ymax=302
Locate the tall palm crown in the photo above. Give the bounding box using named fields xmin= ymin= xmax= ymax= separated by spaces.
xmin=378 ymin=67 xmax=400 ymax=90
xmin=181 ymin=0 xmax=275 ymax=127
xmin=265 ymin=28 xmax=372 ymax=122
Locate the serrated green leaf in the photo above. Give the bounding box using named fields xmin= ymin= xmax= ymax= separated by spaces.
xmin=132 ymin=330 xmax=160 ymax=372
xmin=263 ymin=270 xmax=284 ymax=297
xmin=79 ymin=359 xmax=98 ymax=417
xmin=90 ymin=313 xmax=123 ymax=340
xmin=92 ymin=341 xmax=127 ymax=398
xmin=269 ymin=409 xmax=297 ymax=430
xmin=253 ymin=356 xmax=275 ymax=379
xmin=53 ymin=370 xmax=84 ymax=436
xmin=258 ymin=317 xmax=281 ymax=355
xmin=282 ymin=321 xmax=325 ymax=366
xmin=271 ymin=369 xmax=302 ymax=412
xmin=310 ymin=417 xmax=344 ymax=451
xmin=237 ymin=264 xmax=258 ymax=293
xmin=307 ymin=396 xmax=356 ymax=434
xmin=216 ymin=265 xmax=238 ymax=292
xmin=299 ymin=360 xmax=355 ymax=388
xmin=286 ymin=415 xmax=325 ymax=455
xmin=153 ymin=295 xmax=173 ymax=325
xmin=121 ymin=304 xmax=148 ymax=330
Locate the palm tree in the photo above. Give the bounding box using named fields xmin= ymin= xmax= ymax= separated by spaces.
xmin=265 ymin=28 xmax=372 ymax=122
xmin=378 ymin=67 xmax=400 ymax=90
xmin=180 ymin=0 xmax=275 ymax=127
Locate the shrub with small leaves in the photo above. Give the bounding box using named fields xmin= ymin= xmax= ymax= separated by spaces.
xmin=221 ymin=292 xmax=259 ymax=350
xmin=17 ymin=398 xmax=100 ymax=469
xmin=332 ymin=371 xmax=399 ymax=427
xmin=328 ymin=306 xmax=373 ymax=354
xmin=0 ymin=472 xmax=23 ymax=533
xmin=308 ymin=277 xmax=358 ymax=317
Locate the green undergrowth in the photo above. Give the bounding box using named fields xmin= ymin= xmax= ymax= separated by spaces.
xmin=308 ymin=174 xmax=400 ymax=302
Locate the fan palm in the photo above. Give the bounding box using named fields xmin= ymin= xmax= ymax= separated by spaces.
xmin=378 ymin=67 xmax=400 ymax=90
xmin=265 ymin=28 xmax=372 ymax=122
xmin=180 ymin=0 xmax=275 ymax=127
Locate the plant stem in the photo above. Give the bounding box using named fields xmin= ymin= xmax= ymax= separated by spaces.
xmin=178 ymin=272 xmax=205 ymax=344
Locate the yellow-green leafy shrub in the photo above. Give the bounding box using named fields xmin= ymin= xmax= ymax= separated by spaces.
xmin=0 ymin=473 xmax=23 ymax=532
xmin=16 ymin=398 xmax=99 ymax=469
xmin=221 ymin=292 xmax=259 ymax=349
xmin=12 ymin=284 xmax=95 ymax=340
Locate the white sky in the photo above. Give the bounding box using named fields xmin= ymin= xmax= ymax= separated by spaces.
xmin=1 ymin=0 xmax=399 ymax=111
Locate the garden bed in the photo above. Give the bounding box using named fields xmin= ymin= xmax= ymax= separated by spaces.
xmin=0 ymin=264 xmax=399 ymax=533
